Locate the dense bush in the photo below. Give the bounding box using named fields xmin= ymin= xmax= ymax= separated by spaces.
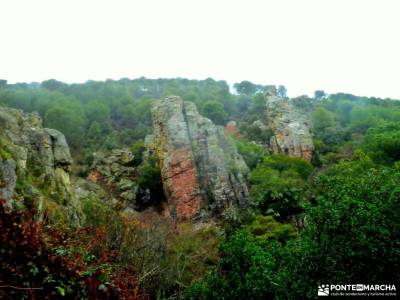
xmin=278 ymin=163 xmax=400 ymax=299
xmin=184 ymin=229 xmax=281 ymax=300
xmin=0 ymin=199 xmax=148 ymax=300
xmin=249 ymin=154 xmax=313 ymax=218
xmin=234 ymin=138 xmax=267 ymax=170
xmin=185 ymin=162 xmax=400 ymax=299
xmin=362 ymin=122 xmax=400 ymax=164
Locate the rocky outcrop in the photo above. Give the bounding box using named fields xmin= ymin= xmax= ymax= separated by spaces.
xmin=146 ymin=96 xmax=249 ymax=219
xmin=87 ymin=149 xmax=138 ymax=209
xmin=0 ymin=106 xmax=80 ymax=222
xmin=265 ymin=94 xmax=314 ymax=161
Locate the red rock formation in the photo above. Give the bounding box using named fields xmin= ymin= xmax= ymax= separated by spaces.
xmin=145 ymin=96 xmax=249 ymax=220
xmin=166 ymin=148 xmax=201 ymax=219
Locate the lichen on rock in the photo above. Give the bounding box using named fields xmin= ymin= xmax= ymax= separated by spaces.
xmin=86 ymin=148 xmax=139 ymax=210
xmin=146 ymin=96 xmax=249 ymax=220
xmin=0 ymin=106 xmax=81 ymax=224
xmin=265 ymin=94 xmax=315 ymax=161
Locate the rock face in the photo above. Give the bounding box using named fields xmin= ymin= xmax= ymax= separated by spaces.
xmin=87 ymin=149 xmax=138 ymax=209
xmin=146 ymin=96 xmax=249 ymax=219
xmin=265 ymin=94 xmax=314 ymax=161
xmin=0 ymin=106 xmax=79 ymax=221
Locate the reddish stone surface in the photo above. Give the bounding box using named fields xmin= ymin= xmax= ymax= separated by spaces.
xmin=165 ymin=148 xmax=202 ymax=219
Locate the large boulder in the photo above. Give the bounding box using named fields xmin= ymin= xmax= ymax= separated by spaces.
xmin=146 ymin=96 xmax=249 ymax=219
xmin=265 ymin=94 xmax=314 ymax=161
xmin=0 ymin=106 xmax=80 ymax=223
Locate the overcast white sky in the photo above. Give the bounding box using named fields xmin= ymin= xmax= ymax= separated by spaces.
xmin=1 ymin=0 xmax=399 ymax=98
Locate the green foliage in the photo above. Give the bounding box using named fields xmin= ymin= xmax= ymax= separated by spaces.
xmin=81 ymin=196 xmax=113 ymax=227
xmin=250 ymin=154 xmax=313 ymax=218
xmin=0 ymin=147 xmax=12 ymax=160
xmin=239 ymin=121 xmax=274 ymax=142
xmin=131 ymin=140 xmax=145 ymax=166
xmin=234 ymin=138 xmax=267 ymax=169
xmin=41 ymin=79 xmax=68 ymax=91
xmin=314 ymin=90 xmax=326 ymax=100
xmin=248 ymin=93 xmax=266 ymax=121
xmin=279 ymin=163 xmax=400 ymax=299
xmin=312 ymin=94 xmax=400 ymax=157
xmin=277 ymin=85 xmax=287 ymax=98
xmin=261 ymin=154 xmax=313 ymax=179
xmin=202 ymin=101 xmax=227 ymax=125
xmin=0 ymin=78 xmax=236 ymax=157
xmin=246 ymin=215 xmax=296 ymax=244
xmin=312 ymin=106 xmax=335 ymax=130
xmin=186 ymin=161 xmax=400 ymax=299
xmin=161 ymin=223 xmax=220 ymax=296
xmin=233 ymin=81 xmax=257 ymax=95
xmin=184 ymin=229 xmax=282 ymax=300
xmin=44 ymin=103 xmax=86 ymax=150
xmin=137 ymin=156 xmax=164 ymax=207
xmin=362 ymin=122 xmax=400 ymax=164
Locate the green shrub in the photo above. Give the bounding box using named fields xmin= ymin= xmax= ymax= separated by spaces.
xmin=184 ymin=229 xmax=281 ymax=300
xmin=234 ymin=138 xmax=267 ymax=169
xmin=162 ymin=223 xmax=220 ymax=296
xmin=131 ymin=140 xmax=146 ymax=166
xmin=246 ymin=215 xmax=296 ymax=244
xmin=81 ymin=196 xmax=113 ymax=227
xmin=249 ymin=154 xmax=312 ymax=218
xmin=137 ymin=156 xmax=164 ymax=207
xmin=0 ymin=147 xmax=12 ymax=160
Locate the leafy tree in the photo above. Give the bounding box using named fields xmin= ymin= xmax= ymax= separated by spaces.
xmin=44 ymin=104 xmax=86 ymax=150
xmin=246 ymin=215 xmax=296 ymax=244
xmin=187 ymin=160 xmax=400 ymax=300
xmin=277 ymin=85 xmax=287 ymax=98
xmin=314 ymin=90 xmax=326 ymax=100
xmin=279 ymin=163 xmax=400 ymax=299
xmin=202 ymin=101 xmax=227 ymax=125
xmin=312 ymin=106 xmax=335 ymax=130
xmin=234 ymin=138 xmax=267 ymax=169
xmin=362 ymin=122 xmax=400 ymax=164
xmin=131 ymin=140 xmax=145 ymax=166
xmin=233 ymin=81 xmax=257 ymax=96
xmin=41 ymin=79 xmax=68 ymax=91
xmin=184 ymin=230 xmax=280 ymax=300
xmin=137 ymin=156 xmax=164 ymax=208
xmin=248 ymin=93 xmax=266 ymax=120
xmin=249 ymin=154 xmax=313 ymax=218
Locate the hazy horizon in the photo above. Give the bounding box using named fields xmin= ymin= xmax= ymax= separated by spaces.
xmin=1 ymin=0 xmax=399 ymax=99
